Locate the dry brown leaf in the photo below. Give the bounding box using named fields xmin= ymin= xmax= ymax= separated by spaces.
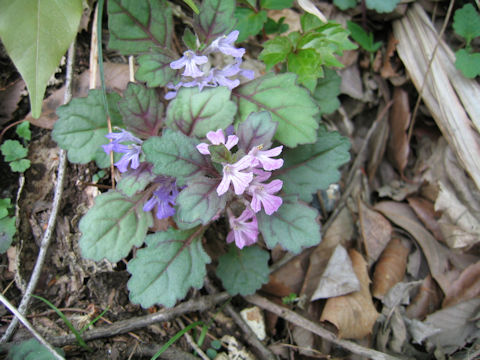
xmin=358 ymin=199 xmax=392 ymax=265
xmin=406 ymin=275 xmax=442 ymax=320
xmin=372 ymin=238 xmax=410 ymax=299
xmin=26 ymin=63 xmax=131 ymax=129
xmin=320 ymin=249 xmax=379 ymax=339
xmin=387 ymin=87 xmax=410 ymax=176
xmin=380 ymin=33 xmax=399 ymax=79
xmin=443 ymin=261 xmax=480 ymax=308
xmin=0 ymin=79 xmax=25 ymax=126
xmin=407 ymin=196 xmax=444 ymax=243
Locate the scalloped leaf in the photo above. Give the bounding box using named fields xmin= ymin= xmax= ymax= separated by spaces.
xmin=0 ymin=216 xmax=16 ymax=254
xmin=118 ymin=83 xmax=164 ymax=138
xmin=127 ymin=227 xmax=210 ymax=308
xmin=453 ymin=4 xmax=480 ymax=44
xmin=142 ymin=129 xmax=213 ymax=186
xmin=233 ymin=73 xmax=319 ymax=147
xmin=313 ymin=68 xmax=342 ymax=116
xmin=455 ymin=49 xmax=480 ymax=79
xmin=175 ymin=177 xmax=225 ymax=229
xmin=166 ymin=87 xmax=236 ymax=137
xmin=52 ymin=90 xmax=123 ymax=168
xmin=107 ymin=0 xmax=173 ymax=54
xmin=116 ymin=164 xmax=157 ymax=197
xmin=135 ymin=50 xmax=177 ymax=87
xmin=277 ymin=126 xmax=350 ymax=202
xmin=79 ymin=191 xmax=153 ymax=262
xmin=0 ymin=0 xmax=82 ymax=118
xmin=237 ymin=111 xmax=277 ymax=153
xmin=193 ymin=0 xmax=236 ymax=43
xmin=8 ymin=338 xmax=64 ymax=360
xmin=234 ymin=8 xmax=267 ymax=43
xmin=216 ymin=245 xmax=270 ymax=296
xmin=257 ymin=195 xmax=321 ymax=253
xmin=365 ymin=0 xmax=400 ymax=13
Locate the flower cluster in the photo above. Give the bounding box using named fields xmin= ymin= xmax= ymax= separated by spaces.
xmin=143 ymin=176 xmax=179 ymax=220
xmin=197 ymin=129 xmax=284 ymax=248
xmin=102 ymin=128 xmax=143 ymax=173
xmin=166 ymin=30 xmax=254 ymax=99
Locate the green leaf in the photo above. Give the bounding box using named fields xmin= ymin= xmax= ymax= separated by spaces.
xmin=16 ymin=122 xmax=31 ymax=141
xmin=175 ymin=177 xmax=226 ymax=229
xmin=143 ymin=130 xmax=212 ymax=186
xmin=0 ymin=0 xmax=82 ymax=118
xmin=237 ymin=111 xmax=277 ymax=153
xmin=260 ymin=0 xmax=294 ymax=10
xmin=258 ymin=195 xmax=321 ymax=253
xmin=1 ymin=140 xmax=27 ymax=162
xmin=347 ymin=21 xmax=382 ymax=53
xmin=277 ymin=126 xmax=350 ymax=202
xmin=193 ymin=0 xmax=236 ymax=43
xmin=107 ymin=0 xmax=173 ymax=54
xmin=7 ymin=338 xmax=64 ymax=360
xmin=259 ymin=36 xmax=292 ymax=71
xmin=118 ymin=83 xmax=164 ymax=138
xmin=116 ymin=164 xmax=157 ymax=197
xmin=182 ymin=27 xmax=198 ymax=50
xmin=300 ymin=13 xmax=324 ymax=33
xmin=52 ymin=90 xmax=123 ymax=168
xmin=0 ymin=216 xmax=15 ymax=254
xmin=135 ymin=50 xmax=177 ymax=88
xmin=233 ymin=73 xmax=319 ymax=147
xmin=455 ymin=49 xmax=480 ymax=78
xmin=234 ymin=8 xmax=268 ymax=42
xmin=127 ymin=227 xmax=210 ymax=308
xmin=287 ymin=49 xmax=322 ymax=92
xmin=313 ymin=68 xmax=341 ymax=115
xmin=264 ymin=17 xmax=289 ymax=35
xmin=333 ymin=0 xmax=357 ymax=10
xmin=0 ymin=198 xmax=12 ymax=219
xmin=9 ymin=159 xmax=31 ymax=173
xmin=79 ymin=191 xmax=153 ymax=262
xmin=453 ymin=4 xmax=480 ymax=45
xmin=166 ymin=87 xmax=236 ymax=137
xmin=365 ymin=0 xmax=400 ymax=13
xmin=183 ymin=0 xmax=200 ymax=14
xmin=216 ymin=245 xmax=270 ymax=295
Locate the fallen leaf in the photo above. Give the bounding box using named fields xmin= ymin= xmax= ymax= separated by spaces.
xmin=358 ymin=199 xmax=392 ymax=265
xmin=372 ymin=238 xmax=410 ymax=299
xmin=320 ymin=249 xmax=379 ymax=339
xmin=240 ymin=307 xmax=266 ymax=341
xmin=406 ymin=275 xmax=442 ymax=320
xmin=297 ymin=0 xmax=327 ymax=22
xmin=443 ymin=261 xmax=480 ymax=308
xmin=0 ymin=79 xmax=25 ymax=126
xmin=292 ymin=326 xmax=316 ymax=357
xmin=387 ymin=87 xmax=410 ymax=176
xmin=380 ymin=33 xmax=399 ymax=79
xmin=407 ymin=196 xmax=444 ymax=243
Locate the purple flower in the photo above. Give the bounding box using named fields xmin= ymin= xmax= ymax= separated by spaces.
xmin=227 ymin=209 xmax=258 ymax=249
xmin=208 ymin=31 xmax=246 ymax=58
xmin=217 ymin=155 xmax=254 ymax=196
xmin=102 ymin=129 xmax=143 ymax=173
xmin=170 ymin=50 xmax=208 ymax=78
xmin=143 ymin=177 xmax=179 ymax=219
xmin=197 ymin=129 xmax=238 ymax=155
xmin=248 ymin=145 xmax=284 ymax=171
xmin=248 ymin=171 xmax=283 ymax=215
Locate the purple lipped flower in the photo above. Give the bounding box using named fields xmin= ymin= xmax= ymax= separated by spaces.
xmin=170 ymin=50 xmax=208 ymax=78
xmin=143 ymin=176 xmax=179 ymax=219
xmin=209 ymin=64 xmax=241 ymax=89
xmin=102 ymin=129 xmax=143 ymax=173
xmin=248 ymin=171 xmax=283 ymax=215
xmin=197 ymin=129 xmax=238 ymax=155
xmin=248 ymin=145 xmax=284 ymax=171
xmin=227 ymin=208 xmax=259 ymax=249
xmin=208 ymin=30 xmax=246 ymax=58
xmin=217 ymin=155 xmax=254 ymax=196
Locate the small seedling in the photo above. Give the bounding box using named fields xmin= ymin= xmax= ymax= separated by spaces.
xmin=453 ymin=3 xmax=480 ymax=78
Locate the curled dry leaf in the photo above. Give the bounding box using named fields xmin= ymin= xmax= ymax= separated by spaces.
xmin=387 ymin=87 xmax=410 ymax=176
xmin=372 ymin=238 xmax=410 ymax=300
xmin=320 ymin=249 xmax=379 ymax=339
xmin=358 ymin=199 xmax=392 ymax=265
xmin=380 ymin=33 xmax=399 ymax=79
xmin=407 ymin=196 xmax=444 ymax=244
xmin=406 ymin=275 xmax=442 ymax=320
xmin=443 ymin=261 xmax=480 ymax=308
xmin=297 ymin=0 xmax=327 ymax=23
xmin=0 ymin=79 xmax=25 ymax=126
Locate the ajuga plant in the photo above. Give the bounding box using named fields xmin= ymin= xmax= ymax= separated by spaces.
xmin=52 ymin=0 xmax=351 ymax=308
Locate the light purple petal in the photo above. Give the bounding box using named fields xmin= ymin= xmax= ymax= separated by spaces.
xmin=206 ymin=129 xmax=226 ymax=145
xmin=196 ymin=143 xmax=210 ymax=155
xmin=225 ymin=135 xmax=238 ymax=150
xmin=216 ymin=173 xmax=231 ymax=196
xmin=230 ymin=170 xmax=253 ymax=195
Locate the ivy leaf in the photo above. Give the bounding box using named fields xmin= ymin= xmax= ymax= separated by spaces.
xmin=16 ymin=122 xmax=31 ymax=141
xmin=166 ymin=87 xmax=236 ymax=138
xmin=127 ymin=227 xmax=210 ymax=308
xmin=116 ymin=164 xmax=157 ymax=197
xmin=135 ymin=50 xmax=177 ymax=88
xmin=0 ymin=216 xmax=16 ymax=254
xmin=107 ymin=0 xmax=173 ymax=54
xmin=52 ymin=90 xmax=123 ymax=168
xmin=1 ymin=140 xmax=27 ymax=162
xmin=365 ymin=0 xmax=400 ymax=13
xmin=216 ymin=245 xmax=270 ymax=296
xmin=193 ymin=0 xmax=236 ymax=44
xmin=455 ymin=49 xmax=480 ymax=78
xmin=237 ymin=111 xmax=277 ymax=153
xmin=234 ymin=8 xmax=268 ymax=43
xmin=143 ymin=130 xmax=212 ymax=186
xmin=313 ymin=68 xmax=341 ymax=116
xmin=175 ymin=177 xmax=226 ymax=229
xmin=257 ymin=195 xmax=321 ymax=253
xmin=8 ymin=338 xmax=64 ymax=360
xmin=233 ymin=73 xmax=319 ymax=147
xmin=287 ymin=49 xmax=322 ymax=92
xmin=79 ymin=191 xmax=153 ymax=262
xmin=118 ymin=83 xmax=164 ymax=138
xmin=259 ymin=36 xmax=292 ymax=71
xmin=277 ymin=126 xmax=350 ymax=202
xmin=260 ymin=0 xmax=294 ymax=10
xmin=0 ymin=0 xmax=82 ymax=118
xmin=9 ymin=159 xmax=31 ymax=173
xmin=333 ymin=0 xmax=357 ymax=10
xmin=453 ymin=4 xmax=480 ymax=45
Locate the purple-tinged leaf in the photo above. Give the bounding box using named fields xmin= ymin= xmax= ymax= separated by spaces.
xmin=135 ymin=50 xmax=177 ymax=87
xmin=237 ymin=111 xmax=277 ymax=152
xmin=108 ymin=0 xmax=173 ymax=54
xmin=118 ymin=83 xmax=164 ymax=138
xmin=175 ymin=177 xmax=226 ymax=229
xmin=193 ymin=0 xmax=236 ymax=43
xmin=117 ymin=163 xmax=156 ymax=197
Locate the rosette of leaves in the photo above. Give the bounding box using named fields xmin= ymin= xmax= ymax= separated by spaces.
xmin=259 ymin=13 xmax=357 ymax=92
